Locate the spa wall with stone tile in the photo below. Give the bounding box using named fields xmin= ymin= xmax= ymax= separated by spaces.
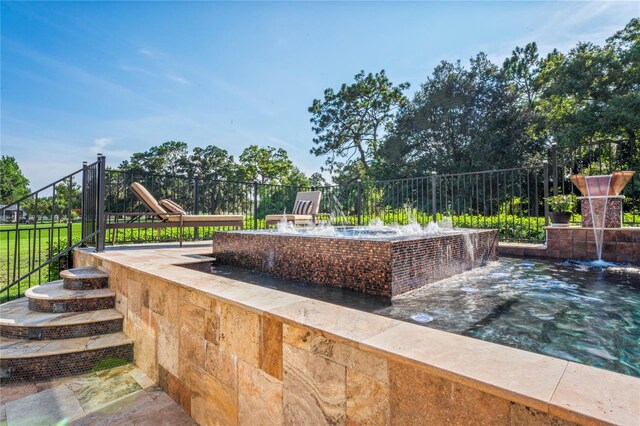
xmin=212 ymin=229 xmax=498 ymax=297
xmin=74 ymin=247 xmax=639 ymax=426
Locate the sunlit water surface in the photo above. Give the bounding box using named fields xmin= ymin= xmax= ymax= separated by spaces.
xmin=212 ymin=257 xmax=640 ymax=377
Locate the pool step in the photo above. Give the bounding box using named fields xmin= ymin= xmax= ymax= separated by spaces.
xmin=0 ymin=298 xmax=123 ymax=340
xmin=60 ymin=267 xmax=109 ymax=290
xmin=0 ymin=332 xmax=134 ymax=384
xmin=26 ymin=280 xmax=115 ymax=313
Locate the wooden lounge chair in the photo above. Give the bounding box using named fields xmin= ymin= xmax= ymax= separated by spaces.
xmin=105 ymin=182 xmax=244 ymax=246
xmin=265 ymin=191 xmax=322 ymax=227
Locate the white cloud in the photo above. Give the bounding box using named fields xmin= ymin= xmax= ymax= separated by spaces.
xmin=91 ymin=137 xmax=111 ymax=154
xmin=166 ymin=74 xmax=191 ymax=85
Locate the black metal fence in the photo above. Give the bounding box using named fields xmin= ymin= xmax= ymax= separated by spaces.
xmin=102 ymin=165 xmax=548 ymax=244
xmin=0 ymin=156 xmax=105 ymax=302
xmin=1 ymin=140 xmax=637 ymax=301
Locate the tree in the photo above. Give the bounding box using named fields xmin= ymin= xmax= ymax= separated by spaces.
xmin=379 ymin=54 xmax=539 ymax=178
xmin=0 ymin=156 xmax=30 ymax=204
xmin=536 ymin=18 xmax=640 ymax=148
xmin=119 ymin=141 xmax=189 ymax=175
xmin=502 ymin=42 xmax=540 ymax=108
xmin=238 ymin=145 xmax=293 ymax=184
xmin=309 ymin=172 xmax=328 ymax=188
xmin=184 ymin=145 xmax=237 ymax=181
xmin=309 ymin=70 xmax=409 ymax=181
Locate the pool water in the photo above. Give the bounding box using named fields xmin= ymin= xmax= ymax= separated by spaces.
xmin=377 ymin=258 xmax=640 ymax=377
xmin=211 ymin=257 xmax=640 ymax=377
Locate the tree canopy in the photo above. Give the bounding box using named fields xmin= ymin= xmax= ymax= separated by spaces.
xmin=309 ymin=70 xmax=410 ymax=182
xmin=0 ymin=156 xmax=30 ymax=205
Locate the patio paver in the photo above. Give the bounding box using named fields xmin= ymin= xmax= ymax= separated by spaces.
xmin=0 ymin=363 xmax=195 ymax=426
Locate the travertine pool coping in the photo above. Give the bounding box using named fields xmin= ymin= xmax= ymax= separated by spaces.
xmin=77 ymin=242 xmax=640 ymax=426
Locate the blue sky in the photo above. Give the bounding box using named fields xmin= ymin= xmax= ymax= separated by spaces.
xmin=1 ymin=1 xmax=637 ymax=189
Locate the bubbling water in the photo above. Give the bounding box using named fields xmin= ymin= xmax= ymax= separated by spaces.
xmin=274 ymin=216 xmax=454 ymax=238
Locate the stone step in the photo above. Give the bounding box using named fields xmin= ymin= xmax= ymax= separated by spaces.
xmin=26 ymin=281 xmax=115 ymax=313
xmin=0 ymin=332 xmax=134 ymax=383
xmin=61 ymin=267 xmax=109 ymax=290
xmin=0 ymin=298 xmax=123 ymax=340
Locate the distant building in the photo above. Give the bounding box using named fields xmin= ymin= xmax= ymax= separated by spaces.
xmin=0 ymin=205 xmax=27 ymax=222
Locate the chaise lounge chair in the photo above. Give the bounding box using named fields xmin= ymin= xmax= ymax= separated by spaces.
xmin=105 ymin=182 xmax=244 ymax=246
xmin=265 ymin=191 xmax=322 ymax=227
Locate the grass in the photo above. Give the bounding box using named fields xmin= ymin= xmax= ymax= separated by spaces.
xmin=0 ymin=222 xmax=82 ymax=302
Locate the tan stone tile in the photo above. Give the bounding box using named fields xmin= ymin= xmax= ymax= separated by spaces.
xmin=70 ymin=389 xmax=151 ymax=426
xmin=204 ymin=299 xmax=221 ymax=345
xmin=282 ymin=323 xmax=313 ymax=351
xmin=94 ymin=363 xmax=136 ymax=380
xmin=129 ymin=368 xmax=156 ymax=390
xmin=283 ymin=343 xmax=346 ymax=425
xmin=157 ymin=315 xmax=180 ymax=377
xmin=133 ymin=323 xmax=158 ymax=382
xmin=158 ymin=365 xmax=191 ymax=414
xmin=312 ymin=335 xmax=388 ymax=384
xmin=148 ymin=279 xmax=168 ymax=316
xmin=136 ymin=403 xmax=196 ymax=425
xmin=5 ymin=384 xmax=84 ymax=425
xmin=509 ymin=404 xmax=578 ymax=426
xmin=179 ymin=324 xmax=206 ymax=371
xmin=145 ymin=385 xmax=176 ymax=410
xmin=179 ymin=301 xmax=205 ymax=338
xmin=271 ymin=299 xmax=402 ymax=343
xmin=205 ymin=340 xmax=238 ymax=390
xmin=346 ymin=368 xmax=390 ymax=426
xmin=179 ymin=286 xmax=212 ymax=310
xmin=219 ymin=301 xmax=261 ymax=367
xmin=75 ymin=369 xmax=141 ymax=411
xmin=363 ymin=322 xmax=567 ymax=412
xmin=115 ymin=294 xmax=128 ymax=319
xmin=216 ymin=285 xmax=308 ymax=314
xmin=389 ymin=360 xmax=510 ymax=425
xmin=549 ymin=362 xmax=640 ymax=426
xmin=238 ymin=359 xmax=283 ymax=426
xmin=190 ymin=367 xmax=238 ymax=426
xmin=260 ymin=315 xmax=283 ymax=381
xmin=127 ymin=278 xmax=147 ymax=326
xmin=0 ymin=382 xmax=37 ymax=404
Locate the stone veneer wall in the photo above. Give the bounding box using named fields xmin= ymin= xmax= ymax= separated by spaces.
xmin=211 ymin=229 xmax=498 ymax=297
xmin=578 ymin=197 xmax=623 ymax=228
xmin=74 ymin=247 xmax=640 ymax=426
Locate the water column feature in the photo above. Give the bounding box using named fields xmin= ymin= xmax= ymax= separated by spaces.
xmin=584 ymin=175 xmax=612 ymax=262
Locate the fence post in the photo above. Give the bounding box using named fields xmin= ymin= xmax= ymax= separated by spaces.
xmin=356 ymin=180 xmax=362 ymax=226
xmin=543 ymin=160 xmax=549 ymax=226
xmin=193 ymin=176 xmax=200 ymax=240
xmin=81 ymin=161 xmax=88 ymax=243
xmin=551 ymin=142 xmax=558 ymax=196
xmin=253 ymin=182 xmax=258 ymax=230
xmin=431 ymin=172 xmax=437 ymax=223
xmin=96 ymin=154 xmax=106 ymax=252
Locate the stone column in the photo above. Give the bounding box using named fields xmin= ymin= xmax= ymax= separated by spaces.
xmin=578 ymin=196 xmax=623 ymax=228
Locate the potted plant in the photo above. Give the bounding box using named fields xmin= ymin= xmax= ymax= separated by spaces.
xmin=545 ymin=194 xmax=576 ymax=226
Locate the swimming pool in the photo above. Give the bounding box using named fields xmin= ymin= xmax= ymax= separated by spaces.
xmin=212 ymin=257 xmax=640 ymax=377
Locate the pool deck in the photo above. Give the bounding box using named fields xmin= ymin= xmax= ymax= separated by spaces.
xmin=70 ymin=241 xmax=640 ymax=426
xmin=0 ymin=363 xmax=194 ymax=425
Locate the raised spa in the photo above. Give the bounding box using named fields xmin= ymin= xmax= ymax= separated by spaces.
xmin=211 ymin=226 xmax=498 ymax=297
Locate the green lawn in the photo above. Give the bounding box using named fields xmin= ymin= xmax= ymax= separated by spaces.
xmin=0 ymin=222 xmax=82 ymax=301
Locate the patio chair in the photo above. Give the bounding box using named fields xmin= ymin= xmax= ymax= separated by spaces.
xmin=265 ymin=191 xmax=323 ymax=227
xmin=105 ymin=182 xmax=244 ymax=246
